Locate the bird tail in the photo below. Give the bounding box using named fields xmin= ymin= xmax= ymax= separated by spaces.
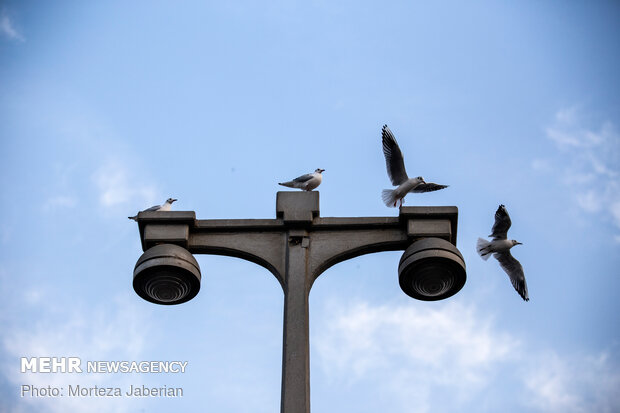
xmin=476 ymin=238 xmax=492 ymax=260
xmin=278 ymin=181 xmax=294 ymax=188
xmin=381 ymin=189 xmax=398 ymax=207
xmin=128 ymin=215 xmax=138 ymax=221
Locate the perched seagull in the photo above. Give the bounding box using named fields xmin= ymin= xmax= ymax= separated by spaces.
xmin=128 ymin=198 xmax=177 ymax=221
xmin=278 ymin=169 xmax=325 ymax=191
xmin=477 ymin=204 xmax=529 ymax=301
xmin=381 ymin=125 xmax=448 ymax=207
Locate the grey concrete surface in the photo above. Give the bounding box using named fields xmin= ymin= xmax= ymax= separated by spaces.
xmin=134 ymin=191 xmax=464 ymax=413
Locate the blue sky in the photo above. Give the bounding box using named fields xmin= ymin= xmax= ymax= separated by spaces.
xmin=1 ymin=1 xmax=619 ymax=412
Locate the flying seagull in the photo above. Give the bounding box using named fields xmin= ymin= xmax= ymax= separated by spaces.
xmin=477 ymin=204 xmax=529 ymax=301
xmin=278 ymin=168 xmax=325 ymax=191
xmin=128 ymin=198 xmax=177 ymax=221
xmin=381 ymin=125 xmax=448 ymax=207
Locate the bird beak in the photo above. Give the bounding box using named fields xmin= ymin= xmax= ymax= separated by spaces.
xmin=516 ymin=242 xmax=523 ymax=245
xmin=171 ymin=199 xmax=177 ymax=203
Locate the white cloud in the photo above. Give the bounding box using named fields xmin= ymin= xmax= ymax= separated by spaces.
xmin=92 ymin=160 xmax=158 ymax=209
xmin=1 ymin=294 xmax=154 ymax=413
xmin=42 ymin=195 xmax=77 ymax=211
xmin=611 ymin=201 xmax=620 ymax=228
xmin=524 ymin=350 xmax=620 ymax=413
xmin=315 ymin=300 xmax=517 ymax=411
xmin=1 ymin=12 xmax=25 ymax=42
xmin=314 ymin=299 xmax=620 ymax=413
xmin=545 ymin=107 xmax=613 ymax=149
xmin=544 ymin=107 xmax=620 ymax=238
xmin=531 ymin=158 xmax=551 ymax=172
xmin=545 ymin=127 xmax=582 ymax=147
xmin=575 ymin=190 xmax=601 ymax=213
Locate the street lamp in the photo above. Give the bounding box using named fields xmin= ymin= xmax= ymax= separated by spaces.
xmin=132 ymin=191 xmax=466 ymax=413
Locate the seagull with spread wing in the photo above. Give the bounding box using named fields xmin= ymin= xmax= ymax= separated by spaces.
xmin=278 ymin=168 xmax=325 ymax=191
xmin=477 ymin=204 xmax=529 ymax=301
xmin=128 ymin=198 xmax=177 ymax=221
xmin=381 ymin=124 xmax=448 ymax=207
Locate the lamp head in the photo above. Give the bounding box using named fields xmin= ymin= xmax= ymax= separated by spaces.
xmin=398 ymin=238 xmax=466 ymax=301
xmin=133 ymin=244 xmax=201 ymax=305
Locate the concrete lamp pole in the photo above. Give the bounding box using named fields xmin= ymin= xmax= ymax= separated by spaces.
xmin=131 ymin=191 xmax=466 ymax=413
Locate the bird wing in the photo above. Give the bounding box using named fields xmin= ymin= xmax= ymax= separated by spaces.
xmin=411 ymin=182 xmax=449 ymax=193
xmin=292 ymin=173 xmax=315 ymax=183
xmin=494 ymin=251 xmax=529 ymax=301
xmin=382 ymin=125 xmax=408 ymax=185
xmin=490 ymin=204 xmax=512 ymax=240
xmin=143 ymin=204 xmax=162 ymax=212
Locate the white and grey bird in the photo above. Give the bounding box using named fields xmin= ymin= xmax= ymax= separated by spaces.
xmin=128 ymin=198 xmax=177 ymax=221
xmin=477 ymin=204 xmax=529 ymax=301
xmin=278 ymin=169 xmax=325 ymax=191
xmin=381 ymin=125 xmax=448 ymax=207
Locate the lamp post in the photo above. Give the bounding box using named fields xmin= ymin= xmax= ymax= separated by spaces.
xmin=132 ymin=191 xmax=466 ymax=413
